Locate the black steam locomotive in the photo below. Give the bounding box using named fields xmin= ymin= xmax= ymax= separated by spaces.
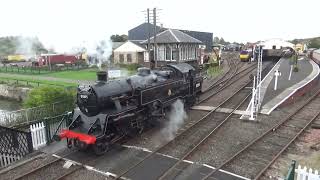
xmin=54 ymin=63 xmax=203 ymax=154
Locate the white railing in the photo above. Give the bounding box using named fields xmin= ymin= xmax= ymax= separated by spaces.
xmin=30 ymin=122 xmax=47 ymax=150
xmin=0 ymin=153 xmax=21 ymax=168
xmin=296 ymin=165 xmax=320 ymax=180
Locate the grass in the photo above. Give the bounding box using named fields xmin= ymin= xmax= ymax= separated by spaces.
xmin=42 ymin=68 xmax=99 ymax=80
xmin=207 ymin=65 xmax=222 ymax=78
xmin=0 ymin=76 xmax=77 ymax=88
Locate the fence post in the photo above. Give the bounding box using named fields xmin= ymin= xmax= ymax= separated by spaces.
xmin=25 ymin=109 xmax=29 ymax=123
xmin=44 ymin=117 xmax=51 ymax=144
xmin=285 ymin=160 xmax=296 ymax=180
xmin=52 ymin=103 xmax=55 ymax=114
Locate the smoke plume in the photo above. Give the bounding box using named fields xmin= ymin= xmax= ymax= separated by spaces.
xmin=161 ymin=99 xmax=187 ymax=141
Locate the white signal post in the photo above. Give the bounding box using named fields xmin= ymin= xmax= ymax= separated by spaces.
xmin=249 ymin=76 xmax=256 ymax=121
xmin=218 ymin=47 xmax=222 ymax=67
xmin=249 ymin=45 xmax=263 ymax=121
xmin=274 ymin=70 xmax=281 ymax=91
xmin=288 ymin=65 xmax=293 ymax=80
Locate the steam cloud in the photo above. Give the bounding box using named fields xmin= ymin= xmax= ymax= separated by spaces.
xmin=161 ymin=99 xmax=187 ymax=141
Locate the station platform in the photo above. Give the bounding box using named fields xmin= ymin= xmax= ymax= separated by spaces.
xmin=258 ymin=57 xmax=320 ymax=115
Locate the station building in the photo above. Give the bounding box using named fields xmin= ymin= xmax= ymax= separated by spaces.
xmin=128 ymin=23 xmax=213 ymax=52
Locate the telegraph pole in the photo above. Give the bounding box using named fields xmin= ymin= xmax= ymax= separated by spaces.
xmin=153 ymin=8 xmax=157 ymax=68
xmin=147 ymin=8 xmax=151 ymax=68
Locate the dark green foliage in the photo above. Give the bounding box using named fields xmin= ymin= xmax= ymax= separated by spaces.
xmin=308 ymin=38 xmax=320 ymax=49
xmin=110 ymin=34 xmax=128 ymax=42
xmin=23 ymin=86 xmax=76 ymax=108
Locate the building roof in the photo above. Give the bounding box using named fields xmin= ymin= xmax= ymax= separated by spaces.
xmin=128 ymin=23 xmax=162 ymax=41
xmin=112 ymin=42 xmax=125 ymax=49
xmin=113 ymin=41 xmax=146 ymax=52
xmin=258 ymin=39 xmax=294 ymax=49
xmin=142 ymin=29 xmax=202 ymax=44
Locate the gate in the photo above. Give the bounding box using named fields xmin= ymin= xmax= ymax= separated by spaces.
xmin=0 ymin=125 xmax=33 ymax=168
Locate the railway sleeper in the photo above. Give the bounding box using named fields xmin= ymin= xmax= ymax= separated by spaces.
xmin=262 ymin=137 xmax=290 ymax=148
xmin=287 ymin=119 xmax=312 ymax=128
xmin=279 ymin=123 xmax=303 ymax=131
xmin=247 ymin=143 xmax=283 ymax=157
xmin=271 ymin=131 xmax=297 ymax=140
xmin=241 ymin=153 xmax=271 ymax=166
xmin=225 ymin=158 xmax=266 ymax=179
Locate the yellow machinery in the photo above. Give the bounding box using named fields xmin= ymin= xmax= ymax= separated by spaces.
xmin=7 ymin=55 xmax=27 ymax=62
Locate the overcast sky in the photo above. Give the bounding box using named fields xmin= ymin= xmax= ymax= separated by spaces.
xmin=1 ymin=0 xmax=319 ymax=52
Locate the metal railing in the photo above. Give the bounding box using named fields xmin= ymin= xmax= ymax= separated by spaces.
xmin=0 ymin=101 xmax=74 ymax=127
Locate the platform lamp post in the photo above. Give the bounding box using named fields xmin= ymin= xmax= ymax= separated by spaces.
xmin=218 ymin=46 xmax=222 ymax=67
xmin=274 ymin=70 xmax=281 ymax=91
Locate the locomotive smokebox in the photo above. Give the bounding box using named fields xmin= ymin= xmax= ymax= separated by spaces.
xmin=97 ymin=71 xmax=108 ymax=82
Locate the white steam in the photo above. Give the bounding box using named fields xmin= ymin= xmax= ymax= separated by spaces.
xmin=161 ymin=99 xmax=187 ymax=141
xmin=15 ymin=37 xmax=34 ymax=56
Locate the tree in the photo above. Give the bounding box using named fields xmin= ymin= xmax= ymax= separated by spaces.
xmin=110 ymin=34 xmax=128 ymax=42
xmin=291 ymin=39 xmax=299 ymax=44
xmin=23 ymin=86 xmax=75 ymax=108
xmin=308 ymin=38 xmax=320 ymax=49
xmin=213 ymin=37 xmax=220 ymax=44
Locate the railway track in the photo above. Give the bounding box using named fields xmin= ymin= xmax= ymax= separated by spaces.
xmin=200 ymin=87 xmax=320 ymax=180
xmin=113 ymin=65 xmax=255 ymax=180
xmin=199 ymin=61 xmax=257 ymax=103
xmin=112 ymin=60 xmax=276 ymax=180
xmin=12 ymin=158 xmax=82 ymax=180
xmin=201 ymin=57 xmax=238 ymax=93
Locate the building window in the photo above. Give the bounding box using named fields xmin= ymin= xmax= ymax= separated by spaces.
xmin=127 ymin=54 xmax=132 ymax=63
xmin=172 ymin=47 xmax=178 ymax=61
xmin=166 ymin=45 xmax=171 ymax=61
xmin=184 ymin=46 xmax=187 ymax=60
xmin=119 ymin=54 xmax=124 ymax=63
xmin=158 ymin=45 xmax=165 ymax=61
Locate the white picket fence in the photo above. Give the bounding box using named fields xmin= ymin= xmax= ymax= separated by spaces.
xmin=0 ymin=154 xmax=21 ymax=168
xmin=30 ymin=122 xmax=47 ymax=150
xmin=296 ymin=165 xmax=320 ymax=180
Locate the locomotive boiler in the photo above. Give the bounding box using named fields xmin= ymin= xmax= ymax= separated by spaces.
xmin=54 ymin=63 xmax=203 ymax=154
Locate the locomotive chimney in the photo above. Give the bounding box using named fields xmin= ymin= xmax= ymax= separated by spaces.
xmin=97 ymin=71 xmax=108 ymax=82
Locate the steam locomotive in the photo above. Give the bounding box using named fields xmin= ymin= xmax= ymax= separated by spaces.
xmin=54 ymin=63 xmax=203 ymax=154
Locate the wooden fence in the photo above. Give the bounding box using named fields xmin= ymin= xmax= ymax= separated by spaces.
xmin=0 ymin=153 xmax=21 ymax=168
xmin=30 ymin=122 xmax=47 ymax=150
xmin=29 ymin=113 xmax=70 ymax=150
xmin=0 ymin=125 xmax=33 ymax=168
xmin=296 ymin=165 xmax=320 ymax=180
xmin=0 ymin=64 xmax=89 ymax=75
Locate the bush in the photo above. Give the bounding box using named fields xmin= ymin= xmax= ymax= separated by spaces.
xmin=23 ymin=86 xmax=76 ymax=108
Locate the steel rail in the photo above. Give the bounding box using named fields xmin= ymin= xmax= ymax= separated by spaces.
xmin=201 ymin=88 xmax=320 ymax=180
xmin=114 ymin=74 xmax=253 ymax=180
